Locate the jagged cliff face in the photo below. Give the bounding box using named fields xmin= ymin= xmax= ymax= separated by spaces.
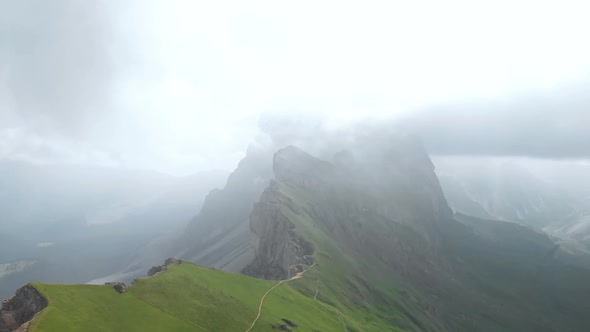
xmin=242 ymin=181 xmax=314 ymax=279
xmin=243 ymin=138 xmax=453 ymax=280
xmin=0 ymin=284 xmax=47 ymax=332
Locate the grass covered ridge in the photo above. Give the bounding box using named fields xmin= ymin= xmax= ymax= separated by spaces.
xmin=28 ymin=261 xmax=376 ymax=332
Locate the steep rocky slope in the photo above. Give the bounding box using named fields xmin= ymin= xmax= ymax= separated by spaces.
xmin=0 ymin=285 xmax=47 ymax=332
xmin=242 ymin=180 xmax=315 ymax=279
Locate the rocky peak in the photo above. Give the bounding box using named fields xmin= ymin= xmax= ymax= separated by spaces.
xmin=276 ymin=140 xmax=452 ymax=226
xmin=0 ymin=284 xmax=47 ymax=332
xmin=273 ymin=145 xmax=335 ymax=189
xmin=242 ymin=181 xmax=314 ymax=280
xmin=147 ymin=257 xmax=183 ymax=277
xmin=243 ymin=139 xmax=454 ymax=280
xmin=104 ymin=282 xmax=128 ymax=294
xmin=348 ymin=135 xmax=453 ymax=226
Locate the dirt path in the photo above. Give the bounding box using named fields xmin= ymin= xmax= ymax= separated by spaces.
xmin=313 ymin=279 xmax=320 ymax=300
xmin=244 ymin=264 xmax=316 ymax=332
xmin=312 ymin=279 xmax=352 ymax=332
xmin=244 ymin=280 xmax=285 ymax=332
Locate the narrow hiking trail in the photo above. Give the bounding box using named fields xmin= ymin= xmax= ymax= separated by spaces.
xmin=244 ymin=264 xmax=316 ymax=332
xmin=312 ymin=279 xmax=353 ymax=332
xmin=314 ymin=279 xmax=320 ymax=300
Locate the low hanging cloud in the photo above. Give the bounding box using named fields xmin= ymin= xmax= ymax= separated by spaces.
xmin=2 ymin=1 xmax=590 ymax=174
xmin=0 ymin=0 xmax=115 ymax=134
xmin=397 ymin=81 xmax=590 ymax=159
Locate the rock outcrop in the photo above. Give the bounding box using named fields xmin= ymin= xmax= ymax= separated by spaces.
xmin=0 ymin=284 xmax=47 ymax=332
xmin=242 ymin=181 xmax=314 ymax=280
xmin=105 ymin=282 xmax=128 ymax=294
xmin=147 ymin=257 xmax=183 ymax=277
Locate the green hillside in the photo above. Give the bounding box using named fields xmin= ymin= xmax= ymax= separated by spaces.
xmin=29 ymin=261 xmax=396 ymax=332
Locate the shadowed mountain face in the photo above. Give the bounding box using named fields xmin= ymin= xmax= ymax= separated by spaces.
xmin=173 ymin=146 xmax=275 ymax=271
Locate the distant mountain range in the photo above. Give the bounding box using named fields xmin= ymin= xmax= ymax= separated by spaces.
xmin=0 ymin=160 xmax=227 ymax=299
xmin=435 ymin=157 xmax=590 ymax=250
xmin=4 ymin=134 xmax=590 ymax=331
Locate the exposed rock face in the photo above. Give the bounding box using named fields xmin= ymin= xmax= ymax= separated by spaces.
xmin=0 ymin=284 xmax=47 ymax=332
xmin=281 ymin=318 xmax=298 ymax=327
xmin=105 ymin=282 xmax=127 ymax=294
xmin=147 ymin=266 xmax=164 ymax=277
xmin=271 ymin=324 xmax=292 ymax=331
xmin=147 ymin=257 xmax=183 ymax=277
xmin=113 ymin=284 xmax=127 ymax=294
xmin=243 ymin=181 xmax=314 ymax=280
xmin=164 ymin=257 xmax=182 ymax=265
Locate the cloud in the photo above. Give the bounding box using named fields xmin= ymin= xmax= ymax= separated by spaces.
xmin=0 ymin=127 xmax=118 ymax=166
xmin=2 ymin=0 xmax=590 ymax=174
xmin=0 ymin=0 xmax=116 ymax=135
xmin=397 ymin=81 xmax=590 ymax=159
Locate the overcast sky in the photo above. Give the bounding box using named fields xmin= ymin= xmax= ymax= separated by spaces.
xmin=1 ymin=0 xmax=590 ymax=175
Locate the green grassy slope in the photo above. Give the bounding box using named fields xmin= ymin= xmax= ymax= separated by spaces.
xmin=272 ymin=175 xmax=590 ymax=332
xmin=29 ymin=262 xmax=374 ymax=332
xmin=275 ymin=182 xmax=448 ymax=332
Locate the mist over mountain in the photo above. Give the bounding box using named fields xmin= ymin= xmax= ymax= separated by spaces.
xmin=395 ymin=81 xmax=590 ymax=160
xmin=0 ymin=162 xmax=227 ymax=298
xmin=433 ymin=157 xmax=590 ymax=250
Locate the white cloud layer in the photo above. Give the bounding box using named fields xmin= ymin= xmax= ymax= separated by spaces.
xmin=1 ymin=0 xmax=590 ymax=174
